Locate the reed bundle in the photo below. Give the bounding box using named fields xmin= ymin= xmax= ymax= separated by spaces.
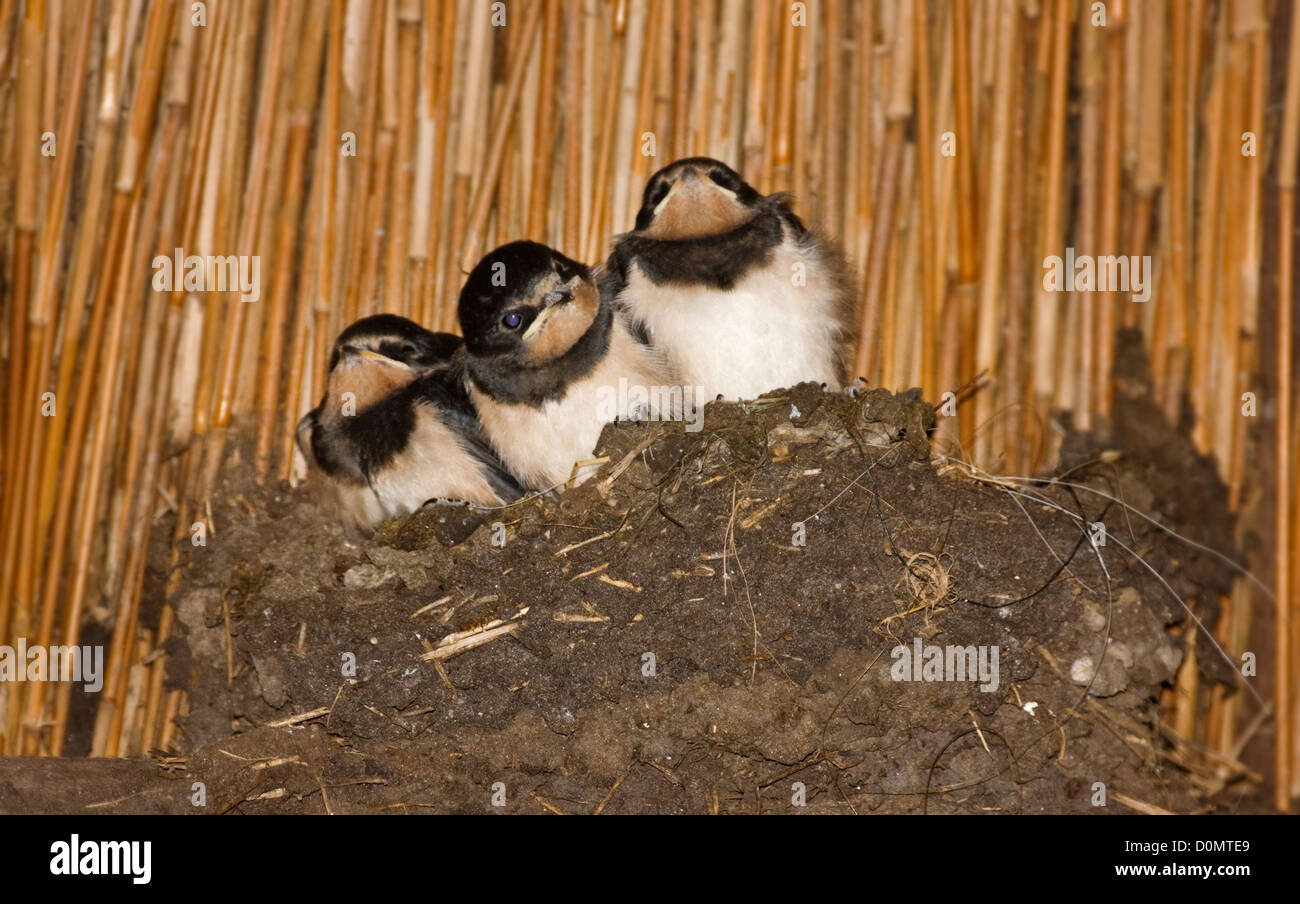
xmin=0 ymin=0 xmax=1295 ymax=810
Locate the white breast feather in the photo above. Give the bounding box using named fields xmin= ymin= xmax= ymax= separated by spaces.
xmin=622 ymin=233 xmax=843 ymax=401
xmin=472 ymin=322 xmax=669 ymax=490
xmin=367 ymin=409 xmax=506 ymax=517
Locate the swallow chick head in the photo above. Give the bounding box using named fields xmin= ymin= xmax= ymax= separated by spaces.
xmin=458 ymin=241 xmax=601 ymax=369
xmin=326 ymin=313 xmax=458 ymax=404
xmin=297 ymin=314 xmax=459 ymax=468
xmin=634 ymin=157 xmax=762 ymax=240
xmin=605 ymin=157 xmax=847 ymax=402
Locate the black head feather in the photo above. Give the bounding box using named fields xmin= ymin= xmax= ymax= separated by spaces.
xmin=328 ymin=314 xmax=460 ymax=373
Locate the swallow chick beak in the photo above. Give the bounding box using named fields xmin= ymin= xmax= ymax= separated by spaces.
xmin=521 ymin=284 xmax=576 ymax=341
xmin=657 ymin=168 xmax=738 ymax=216
xmin=339 ymin=344 xmax=411 ymax=369
xmin=653 ymin=180 xmax=682 ymax=218
xmin=643 ymin=167 xmax=747 ymax=242
xmin=701 ymin=171 xmax=738 ymax=201
xmin=689 ymin=168 xmax=738 ymax=201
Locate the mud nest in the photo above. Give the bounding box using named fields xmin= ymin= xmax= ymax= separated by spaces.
xmin=34 ymin=370 xmax=1257 ymax=814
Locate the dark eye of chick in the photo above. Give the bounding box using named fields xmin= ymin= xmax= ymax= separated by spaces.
xmin=502 ymin=311 xmax=522 ymax=330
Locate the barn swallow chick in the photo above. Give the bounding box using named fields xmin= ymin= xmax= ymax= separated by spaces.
xmin=297 ymin=314 xmax=523 ymax=531
xmin=601 ymin=157 xmax=852 ymax=402
xmin=458 ymin=241 xmax=672 ymax=491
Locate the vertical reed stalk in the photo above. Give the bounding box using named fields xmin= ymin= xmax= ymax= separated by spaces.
xmin=1272 ymin=0 xmax=1300 ymax=813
